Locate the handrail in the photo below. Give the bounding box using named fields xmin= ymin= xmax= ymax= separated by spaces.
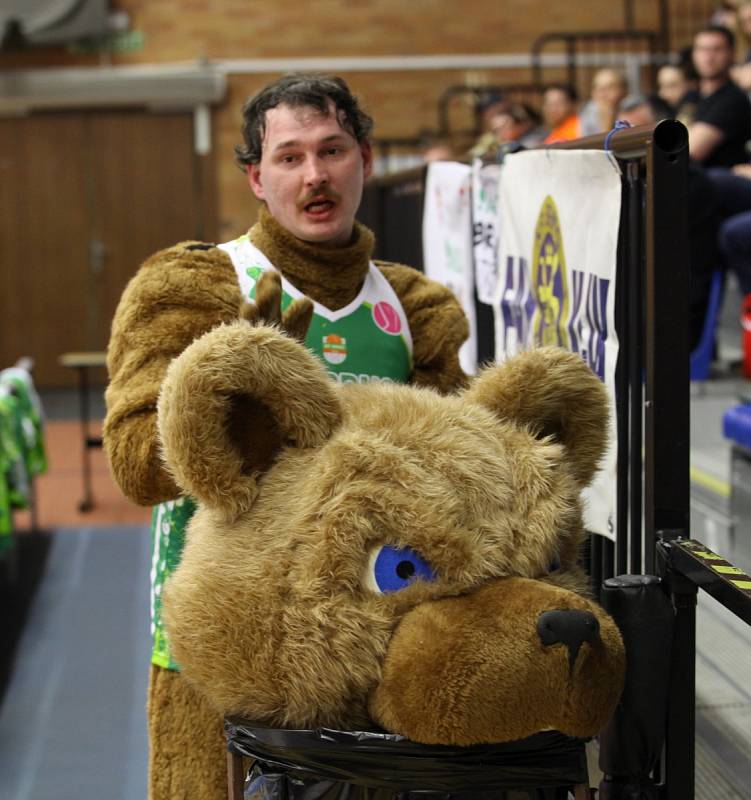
xmin=659 ymin=539 xmax=751 ymax=625
xmin=546 ymin=118 xmax=687 ymax=160
xmin=530 ymin=29 xmax=660 ymax=92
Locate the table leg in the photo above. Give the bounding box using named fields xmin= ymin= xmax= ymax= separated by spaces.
xmin=77 ymin=365 xmax=94 ymax=512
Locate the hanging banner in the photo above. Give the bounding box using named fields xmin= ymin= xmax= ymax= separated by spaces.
xmin=422 ymin=161 xmax=477 ymax=375
xmin=495 ymin=149 xmax=621 ymax=540
xmin=471 ymin=159 xmax=503 ymax=306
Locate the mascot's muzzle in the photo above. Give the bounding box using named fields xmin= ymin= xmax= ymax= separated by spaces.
xmin=537 ymin=609 xmax=600 ymax=674
xmin=369 ymin=577 xmax=625 ymax=746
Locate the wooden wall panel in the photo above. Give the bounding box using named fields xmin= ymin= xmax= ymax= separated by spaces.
xmin=0 ymin=115 xmax=91 ymax=385
xmin=0 ymin=111 xmax=215 ymax=387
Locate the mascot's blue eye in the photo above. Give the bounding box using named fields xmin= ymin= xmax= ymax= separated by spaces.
xmin=366 ymin=545 xmax=436 ymax=593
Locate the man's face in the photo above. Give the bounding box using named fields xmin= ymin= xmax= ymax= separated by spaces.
xmin=542 ymin=89 xmax=574 ymax=129
xmin=247 ymin=101 xmax=373 ymax=247
xmin=693 ymin=32 xmax=734 ymax=81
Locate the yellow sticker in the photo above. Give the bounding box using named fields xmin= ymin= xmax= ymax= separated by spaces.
xmin=693 ymin=551 xmax=723 ymax=560
xmin=731 ymin=580 xmax=751 ymax=590
xmin=714 ymin=566 xmax=745 ymax=575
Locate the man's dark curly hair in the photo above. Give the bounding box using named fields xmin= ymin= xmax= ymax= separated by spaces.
xmin=234 ymin=73 xmax=374 ymax=167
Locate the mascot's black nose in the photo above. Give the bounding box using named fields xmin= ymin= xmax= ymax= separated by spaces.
xmin=537 ymin=609 xmax=600 ymax=673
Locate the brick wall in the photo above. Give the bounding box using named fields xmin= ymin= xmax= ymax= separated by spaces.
xmin=0 ymin=0 xmax=710 ymax=240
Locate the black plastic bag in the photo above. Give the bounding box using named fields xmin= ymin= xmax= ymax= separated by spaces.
xmin=226 ymin=717 xmax=588 ymax=799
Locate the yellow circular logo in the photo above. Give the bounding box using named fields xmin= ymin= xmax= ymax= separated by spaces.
xmin=532 ymin=195 xmax=570 ymax=349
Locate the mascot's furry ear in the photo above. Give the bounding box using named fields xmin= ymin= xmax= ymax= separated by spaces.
xmin=465 ymin=347 xmax=609 ymax=487
xmin=157 ymin=322 xmax=342 ymax=518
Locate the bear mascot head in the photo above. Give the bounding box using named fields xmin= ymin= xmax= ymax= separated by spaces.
xmin=158 ymin=322 xmax=624 ymax=746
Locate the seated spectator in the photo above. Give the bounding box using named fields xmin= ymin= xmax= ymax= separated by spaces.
xmin=418 ymin=130 xmax=457 ymax=163
xmin=657 ymin=63 xmax=698 ymax=123
xmin=710 ymin=0 xmax=740 ymax=30
xmin=617 ymin=93 xmax=673 ymax=127
xmin=468 ymin=89 xmax=510 ymax=158
xmin=542 ymin=84 xmax=581 ymax=143
xmin=475 ymin=88 xmax=509 ymax=135
xmin=686 ymin=25 xmax=751 ymax=167
xmin=489 ymin=102 xmax=547 ymax=148
xmin=731 ymin=0 xmax=751 ymax=88
xmin=614 ymin=83 xmax=722 ymax=350
xmin=579 ymin=68 xmax=629 ymax=135
xmin=719 ymin=209 xmax=751 ymax=303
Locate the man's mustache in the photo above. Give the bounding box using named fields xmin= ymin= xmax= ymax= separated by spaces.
xmin=299 ymin=188 xmax=342 ymax=209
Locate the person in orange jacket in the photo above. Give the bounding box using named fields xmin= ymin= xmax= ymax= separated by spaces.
xmin=542 ymin=83 xmax=582 ymax=144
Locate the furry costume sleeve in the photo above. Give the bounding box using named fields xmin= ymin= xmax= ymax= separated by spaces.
xmin=105 ymin=245 xmax=468 ymax=506
xmin=376 ymin=262 xmax=469 ymax=394
xmin=104 ymin=243 xmax=242 ymax=506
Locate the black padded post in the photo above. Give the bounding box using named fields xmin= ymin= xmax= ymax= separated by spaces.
xmin=597 ymin=574 xmax=674 ymax=800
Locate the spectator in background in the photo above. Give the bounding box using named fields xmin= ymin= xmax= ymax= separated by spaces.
xmin=490 ymin=102 xmax=547 ymax=148
xmin=542 ymin=84 xmax=581 ymax=143
xmin=617 ymin=93 xmax=672 ymax=127
xmin=579 ymin=68 xmax=629 ymax=135
xmin=657 ymin=63 xmax=698 ymax=124
xmin=710 ymin=0 xmax=740 ymax=31
xmin=687 ymin=25 xmax=751 ymax=167
xmin=731 ymin=0 xmax=751 ymax=89
xmin=736 ymin=0 xmax=751 ymax=59
xmin=475 ymin=88 xmax=509 ymax=135
xmin=419 ymin=131 xmax=457 ymax=163
xmin=615 ymin=80 xmax=722 ymax=350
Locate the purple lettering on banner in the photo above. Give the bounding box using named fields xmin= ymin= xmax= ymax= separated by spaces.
xmin=500 ymin=255 xmax=533 ymax=352
xmin=567 ymin=269 xmax=610 ymax=381
xmin=568 ymin=271 xmax=584 ymax=355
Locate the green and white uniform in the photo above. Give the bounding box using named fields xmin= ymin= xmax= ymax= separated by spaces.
xmin=150 ymin=236 xmax=413 ymax=669
xmin=220 ymin=234 xmax=413 ymax=384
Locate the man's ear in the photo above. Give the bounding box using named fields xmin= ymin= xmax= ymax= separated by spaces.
xmin=247 ymin=163 xmax=265 ymax=200
xmin=465 ymin=347 xmax=609 ymax=488
xmin=158 ymin=323 xmax=342 ymax=519
xmin=360 ymin=140 xmax=373 ymax=180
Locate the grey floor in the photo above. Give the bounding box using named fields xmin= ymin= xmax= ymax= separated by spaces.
xmin=0 ymin=527 xmax=150 ymax=800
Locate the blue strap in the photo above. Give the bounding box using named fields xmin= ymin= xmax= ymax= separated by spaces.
xmin=604 ymin=119 xmax=632 ymax=152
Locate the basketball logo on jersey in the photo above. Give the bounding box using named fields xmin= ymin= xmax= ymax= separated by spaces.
xmin=323 ymin=334 xmax=347 ymax=364
xmin=372 ymin=301 xmax=402 ymax=335
xmin=532 ymin=195 xmax=570 ymax=349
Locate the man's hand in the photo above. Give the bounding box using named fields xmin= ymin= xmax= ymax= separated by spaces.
xmin=688 ymin=121 xmax=724 ymax=162
xmin=240 ymin=270 xmax=314 ymax=343
xmin=732 ymin=162 xmax=751 ymax=179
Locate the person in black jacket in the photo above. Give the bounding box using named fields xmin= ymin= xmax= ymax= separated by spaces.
xmin=687 ymin=25 xmax=751 ymax=168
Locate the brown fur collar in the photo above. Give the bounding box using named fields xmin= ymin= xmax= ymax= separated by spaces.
xmin=249 ymin=204 xmax=374 ymax=311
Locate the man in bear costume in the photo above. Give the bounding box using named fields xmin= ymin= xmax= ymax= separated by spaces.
xmin=104 ymin=73 xmax=469 ymax=800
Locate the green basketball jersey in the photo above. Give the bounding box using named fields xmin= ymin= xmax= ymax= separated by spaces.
xmin=149 ymin=236 xmax=413 ymax=669
xmin=219 ymin=234 xmax=413 ymax=384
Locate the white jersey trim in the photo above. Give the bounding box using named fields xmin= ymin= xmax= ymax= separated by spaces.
xmin=218 ymin=236 xmax=413 ymax=355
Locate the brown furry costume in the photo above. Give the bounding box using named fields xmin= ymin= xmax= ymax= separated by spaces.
xmin=158 ymin=326 xmax=624 ymax=747
xmin=103 ymin=206 xmax=469 ymax=800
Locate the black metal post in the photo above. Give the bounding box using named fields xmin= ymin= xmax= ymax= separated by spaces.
xmin=615 ymin=169 xmax=631 ymax=576
xmin=591 ymin=533 xmax=604 ymax=603
xmin=658 ymin=543 xmax=697 ymax=800
xmin=627 ymin=160 xmax=644 ymax=575
xmin=645 ymin=124 xmax=692 ymax=797
xmin=644 ymin=121 xmax=690 ymax=572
